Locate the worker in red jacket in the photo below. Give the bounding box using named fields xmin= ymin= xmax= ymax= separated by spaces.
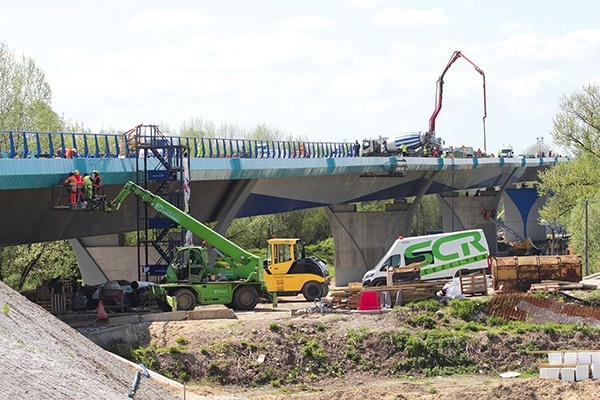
xmin=64 ymin=172 xmax=78 ymax=208
xmin=92 ymin=170 xmax=101 ymax=198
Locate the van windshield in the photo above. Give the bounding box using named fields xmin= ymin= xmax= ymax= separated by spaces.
xmin=381 ymin=254 xmax=401 ymax=271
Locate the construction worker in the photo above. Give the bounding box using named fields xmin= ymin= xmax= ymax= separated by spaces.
xmin=400 ymin=143 xmax=408 ymax=157
xmin=64 ymin=172 xmax=78 ymax=208
xmin=92 ymin=170 xmax=101 ymax=198
xmin=82 ymin=173 xmax=93 ymax=206
xmin=73 ymin=170 xmax=84 ymax=203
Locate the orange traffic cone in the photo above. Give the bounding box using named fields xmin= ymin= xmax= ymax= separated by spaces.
xmin=96 ymin=301 xmax=108 ymax=320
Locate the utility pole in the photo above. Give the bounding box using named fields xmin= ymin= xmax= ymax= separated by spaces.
xmin=585 ymin=199 xmax=589 ymax=276
xmin=536 ymin=136 xmax=544 ymax=156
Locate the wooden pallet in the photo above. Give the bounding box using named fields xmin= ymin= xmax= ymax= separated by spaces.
xmin=459 ymin=273 xmax=488 ymax=296
xmin=529 ymin=280 xmax=598 ymax=293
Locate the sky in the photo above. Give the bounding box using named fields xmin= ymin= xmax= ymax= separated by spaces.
xmin=2 ymin=0 xmax=600 ymax=155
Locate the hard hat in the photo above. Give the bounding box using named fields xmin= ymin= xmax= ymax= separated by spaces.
xmin=74 ymin=170 xmax=80 ymax=175
xmin=93 ymin=170 xmax=99 ymax=174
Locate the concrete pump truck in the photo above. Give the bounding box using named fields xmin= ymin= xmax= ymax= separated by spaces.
xmin=103 ymin=180 xmax=276 ymax=311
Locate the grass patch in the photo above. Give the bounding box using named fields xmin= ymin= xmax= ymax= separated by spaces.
xmin=448 ymin=298 xmax=489 ymax=321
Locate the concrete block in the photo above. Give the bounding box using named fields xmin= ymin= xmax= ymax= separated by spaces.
xmin=188 ymin=308 xmax=236 ymax=320
xmin=563 ymin=352 xmax=578 ymax=365
xmin=591 ymin=364 xmax=600 ymax=379
xmin=140 ymin=311 xmax=188 ymax=322
xmin=102 ymin=315 xmax=144 ymax=325
xmin=592 ymin=352 xmax=600 ymax=364
xmin=576 ymin=365 xmax=589 ymax=381
xmin=548 ymin=352 xmax=563 ymax=366
xmin=540 ymin=367 xmax=560 ymax=379
xmin=82 ymin=324 xmax=138 ymax=346
xmin=561 ymin=367 xmax=575 ymax=382
xmin=578 ymin=352 xmax=592 ymax=365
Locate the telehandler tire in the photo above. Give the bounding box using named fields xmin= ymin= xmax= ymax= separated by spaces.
xmin=174 ymin=288 xmax=196 ymax=311
xmin=231 ymin=286 xmax=259 ymax=311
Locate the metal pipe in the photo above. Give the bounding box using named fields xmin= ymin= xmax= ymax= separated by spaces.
xmin=127 ymin=370 xmax=141 ymax=398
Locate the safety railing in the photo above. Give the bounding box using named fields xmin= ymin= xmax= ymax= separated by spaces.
xmin=0 ymin=130 xmax=359 ymax=159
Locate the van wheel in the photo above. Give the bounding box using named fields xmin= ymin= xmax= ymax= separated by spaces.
xmin=174 ymin=289 xmax=196 ymax=311
xmin=231 ymin=286 xmax=259 ymax=310
xmin=372 ymin=278 xmax=387 ymax=287
xmin=302 ymin=281 xmax=323 ymax=301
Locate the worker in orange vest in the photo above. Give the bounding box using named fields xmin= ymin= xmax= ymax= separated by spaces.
xmin=64 ymin=172 xmax=78 ymax=208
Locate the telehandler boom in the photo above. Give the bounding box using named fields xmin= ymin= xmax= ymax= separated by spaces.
xmin=104 ymin=181 xmax=275 ymax=311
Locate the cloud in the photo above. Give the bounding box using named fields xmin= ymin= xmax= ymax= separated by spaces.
xmin=52 ymin=47 xmax=81 ymax=63
xmin=372 ymin=7 xmax=450 ymax=27
xmin=275 ymin=15 xmax=333 ymax=30
xmin=492 ymin=29 xmax=600 ymax=62
xmin=498 ymin=21 xmax=534 ymax=35
xmin=502 ymin=70 xmax=564 ymax=102
xmin=131 ymin=9 xmax=211 ymax=30
xmin=347 ymin=0 xmax=384 ymax=7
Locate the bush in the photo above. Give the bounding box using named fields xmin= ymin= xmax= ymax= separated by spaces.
xmin=449 ymin=299 xmax=489 ymax=321
xmin=406 ymin=315 xmax=437 ymax=329
xmin=406 ymin=299 xmax=443 ymax=314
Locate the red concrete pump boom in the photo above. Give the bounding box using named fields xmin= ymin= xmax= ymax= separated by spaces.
xmin=428 ymin=51 xmax=487 ymax=153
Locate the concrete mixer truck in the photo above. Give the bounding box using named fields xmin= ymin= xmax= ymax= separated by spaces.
xmin=360 ymin=132 xmax=441 ymax=157
xmin=361 ymin=51 xmax=486 ymax=157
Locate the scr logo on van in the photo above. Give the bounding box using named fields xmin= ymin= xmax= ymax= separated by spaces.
xmin=404 ymin=230 xmax=487 ymax=267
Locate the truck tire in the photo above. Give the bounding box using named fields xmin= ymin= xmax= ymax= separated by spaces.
xmin=174 ymin=289 xmax=196 ymax=311
xmin=231 ymin=286 xmax=259 ymax=311
xmin=302 ymin=281 xmax=323 ymax=301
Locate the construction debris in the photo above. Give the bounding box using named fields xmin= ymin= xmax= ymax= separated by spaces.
xmin=328 ymin=280 xmax=447 ymax=310
xmin=529 ymin=280 xmax=598 ymax=293
xmin=491 ymin=254 xmax=582 ymax=292
xmin=488 ymin=293 xmax=600 ymax=326
xmin=537 ymin=350 xmax=600 ymax=381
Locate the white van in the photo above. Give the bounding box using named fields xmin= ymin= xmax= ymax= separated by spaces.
xmin=362 ymin=229 xmax=490 ymax=286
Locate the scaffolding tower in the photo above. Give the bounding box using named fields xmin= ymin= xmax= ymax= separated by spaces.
xmin=122 ymin=124 xmax=190 ymax=281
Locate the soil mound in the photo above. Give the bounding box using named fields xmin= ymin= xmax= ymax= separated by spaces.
xmin=0 ymin=280 xmax=187 ymax=399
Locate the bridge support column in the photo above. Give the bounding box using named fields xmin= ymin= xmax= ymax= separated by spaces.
xmin=502 ymin=187 xmax=548 ymax=242
xmin=70 ymin=234 xmax=144 ymax=286
xmin=326 ymin=201 xmax=414 ymax=287
xmin=437 ymin=190 xmax=499 ymax=254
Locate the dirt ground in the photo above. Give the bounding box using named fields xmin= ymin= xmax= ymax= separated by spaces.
xmin=3 ymin=279 xmax=600 ymax=400
xmin=134 ymin=298 xmax=600 ymax=400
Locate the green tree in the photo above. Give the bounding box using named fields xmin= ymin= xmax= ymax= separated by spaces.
xmin=226 ymin=208 xmax=331 ymax=251
xmin=551 ymin=84 xmax=600 ymax=158
xmin=0 ymin=42 xmax=80 ymax=291
xmin=411 ymin=195 xmax=443 ymax=235
xmin=179 ymin=117 xmax=218 ymax=137
xmin=0 ymin=41 xmax=63 ymax=132
xmin=538 ymin=84 xmax=600 ymax=273
xmin=0 ymin=241 xmax=78 ymax=292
